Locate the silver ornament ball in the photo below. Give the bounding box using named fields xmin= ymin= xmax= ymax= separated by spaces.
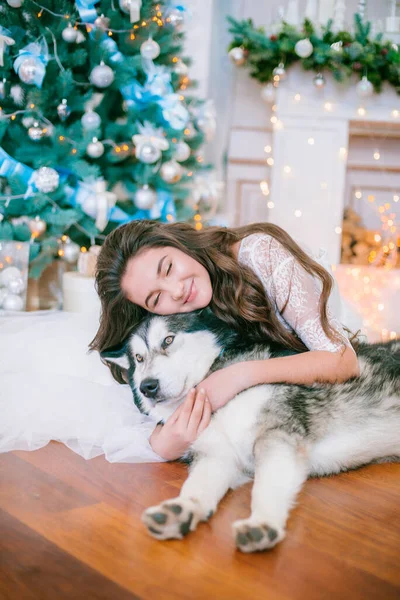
xmin=174 ymin=141 xmax=191 ymax=162
xmin=7 ymin=277 xmax=25 ymax=295
xmin=313 ymin=73 xmax=326 ymax=89
xmin=272 ymin=63 xmax=286 ymax=81
xmin=57 ymin=98 xmax=71 ymax=121
xmin=140 ymin=38 xmax=161 ymax=60
xmin=2 ymin=294 xmax=24 ymax=311
xmin=94 ymin=14 xmax=110 ymax=30
xmin=81 ymin=110 xmax=101 ymax=130
xmin=134 ymin=185 xmax=157 ymax=210
xmin=28 ymin=121 xmax=44 ymax=141
xmin=173 ymin=60 xmax=189 ymax=76
xmin=260 ymin=83 xmax=276 ymax=103
xmin=18 ymin=57 xmax=38 ymax=85
xmin=229 ymin=47 xmax=246 ymax=66
xmin=0 ymin=266 xmax=22 ymax=287
xmin=160 ymin=160 xmax=182 ymax=184
xmin=6 ymin=0 xmax=24 ymax=7
xmin=0 ymin=288 xmax=8 ymax=308
xmin=28 ymin=216 xmax=47 ymax=237
xmin=295 ymin=38 xmax=314 ymax=58
xmin=137 ymin=143 xmax=161 ymax=164
xmin=62 ymin=240 xmax=80 ymax=264
xmin=62 ymin=24 xmax=78 ymax=43
xmin=0 ymin=78 xmax=6 ymax=100
xmin=90 ymin=63 xmax=115 ymax=88
xmin=87 ymin=137 xmax=104 ymax=158
xmin=32 ymin=167 xmax=60 ymax=193
xmin=356 ymin=76 xmax=373 ymax=98
xmin=167 ymin=8 xmax=184 ymax=29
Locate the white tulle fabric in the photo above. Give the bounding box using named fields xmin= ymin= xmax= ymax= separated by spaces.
xmin=238 ymin=233 xmax=357 ymax=353
xmin=0 ymin=311 xmax=164 ymax=463
xmin=0 ymin=233 xmax=362 ymax=464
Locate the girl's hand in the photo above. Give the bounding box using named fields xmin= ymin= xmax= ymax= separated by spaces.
xmin=196 ymin=364 xmax=247 ymax=412
xmin=149 ymin=388 xmax=212 ymax=461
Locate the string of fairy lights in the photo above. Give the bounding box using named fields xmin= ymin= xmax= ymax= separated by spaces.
xmin=255 ymin=75 xmax=400 ymax=340
xmin=0 ymin=0 xmax=209 ymax=268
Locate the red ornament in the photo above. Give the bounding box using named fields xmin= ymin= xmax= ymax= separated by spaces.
xmin=381 ymin=48 xmax=389 ymax=56
xmin=352 ymin=62 xmax=362 ymax=71
xmin=270 ymin=35 xmax=278 ymax=42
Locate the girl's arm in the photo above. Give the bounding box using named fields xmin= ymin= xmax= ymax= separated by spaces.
xmin=234 ymin=344 xmax=360 ymax=388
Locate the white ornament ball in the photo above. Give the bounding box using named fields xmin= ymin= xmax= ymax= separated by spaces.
xmin=62 ymin=24 xmax=78 ymax=43
xmin=7 ymin=277 xmax=25 ymax=295
xmin=229 ymin=47 xmax=246 ymax=66
xmin=62 ymin=241 xmax=80 ymax=264
xmin=313 ymin=73 xmax=326 ymax=89
xmin=140 ymin=38 xmax=161 ymax=60
xmin=160 ymin=160 xmax=182 ymax=184
xmin=28 ymin=121 xmax=44 ymax=141
xmin=18 ymin=57 xmax=38 ymax=85
xmin=81 ymin=110 xmax=101 ymax=130
xmin=272 ymin=63 xmax=286 ymax=81
xmin=87 ymin=137 xmax=104 ymax=158
xmin=32 ymin=167 xmax=60 ymax=193
xmin=174 ymin=141 xmax=191 ymax=162
xmin=90 ymin=63 xmax=115 ymax=88
xmin=295 ymin=38 xmax=314 ymax=58
xmin=0 ymin=288 xmax=8 ymax=308
xmin=134 ymin=185 xmax=157 ymax=210
xmin=137 ymin=143 xmax=161 ymax=164
xmin=260 ymin=83 xmax=276 ymax=103
xmin=0 ymin=266 xmax=22 ymax=287
xmin=3 ymin=294 xmax=24 ymax=311
xmin=356 ymin=76 xmax=373 ymax=98
xmin=7 ymin=0 xmax=24 ymax=7
xmin=28 ymin=216 xmax=47 ymax=237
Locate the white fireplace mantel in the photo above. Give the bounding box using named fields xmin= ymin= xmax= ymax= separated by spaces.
xmin=269 ymin=66 xmax=400 ymax=264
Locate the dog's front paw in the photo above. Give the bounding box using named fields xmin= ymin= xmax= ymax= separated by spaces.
xmin=142 ymin=497 xmax=204 ymax=540
xmin=232 ymin=518 xmax=285 ymax=553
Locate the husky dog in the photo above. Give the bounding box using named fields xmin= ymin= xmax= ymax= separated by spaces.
xmin=102 ymin=309 xmax=400 ymax=553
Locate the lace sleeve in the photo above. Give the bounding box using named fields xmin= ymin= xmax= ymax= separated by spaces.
xmin=239 ymin=233 xmax=353 ymax=353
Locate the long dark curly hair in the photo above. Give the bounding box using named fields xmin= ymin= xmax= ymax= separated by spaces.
xmin=90 ymin=220 xmax=356 ymax=383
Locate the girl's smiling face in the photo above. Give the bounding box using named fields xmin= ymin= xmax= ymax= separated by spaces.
xmin=121 ymin=246 xmax=213 ymax=315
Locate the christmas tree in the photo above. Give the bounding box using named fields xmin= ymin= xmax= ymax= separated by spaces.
xmin=0 ymin=0 xmax=214 ymax=277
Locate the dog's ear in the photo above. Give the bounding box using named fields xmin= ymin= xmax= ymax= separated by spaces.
xmin=101 ymin=342 xmax=130 ymax=371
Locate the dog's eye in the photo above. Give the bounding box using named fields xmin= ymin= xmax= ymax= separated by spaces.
xmin=163 ymin=335 xmax=175 ymax=347
xmin=135 ymin=354 xmax=144 ymax=363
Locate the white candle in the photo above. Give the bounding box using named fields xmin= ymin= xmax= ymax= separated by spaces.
xmin=318 ymin=0 xmax=335 ymax=25
xmin=62 ymin=271 xmax=101 ymax=315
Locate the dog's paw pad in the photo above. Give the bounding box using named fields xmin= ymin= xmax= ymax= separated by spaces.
xmin=233 ymin=519 xmax=284 ymax=553
xmin=142 ymin=498 xmax=202 ymax=541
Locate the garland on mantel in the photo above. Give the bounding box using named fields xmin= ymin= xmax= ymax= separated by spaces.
xmin=227 ymin=14 xmax=400 ymax=94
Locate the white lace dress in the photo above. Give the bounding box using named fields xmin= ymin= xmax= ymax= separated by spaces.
xmin=0 ymin=233 xmax=360 ymax=463
xmin=238 ymin=232 xmax=356 ymax=353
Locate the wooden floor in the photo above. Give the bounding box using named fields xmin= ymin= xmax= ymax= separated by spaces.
xmin=0 ymin=442 xmax=399 ymax=600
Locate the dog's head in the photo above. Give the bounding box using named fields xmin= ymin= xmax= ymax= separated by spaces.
xmin=101 ymin=309 xmax=237 ymax=423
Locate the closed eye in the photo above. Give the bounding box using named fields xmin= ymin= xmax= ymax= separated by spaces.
xmin=153 ymin=264 xmax=171 ymax=308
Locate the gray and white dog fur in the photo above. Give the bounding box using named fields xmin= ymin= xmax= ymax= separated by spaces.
xmin=102 ymin=309 xmax=400 ymax=553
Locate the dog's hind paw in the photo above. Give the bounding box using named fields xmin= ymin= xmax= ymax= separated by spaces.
xmin=142 ymin=497 xmax=205 ymax=540
xmin=233 ymin=518 xmax=285 ymax=553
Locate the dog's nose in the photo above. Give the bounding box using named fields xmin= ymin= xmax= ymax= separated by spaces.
xmin=140 ymin=378 xmax=159 ymax=398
